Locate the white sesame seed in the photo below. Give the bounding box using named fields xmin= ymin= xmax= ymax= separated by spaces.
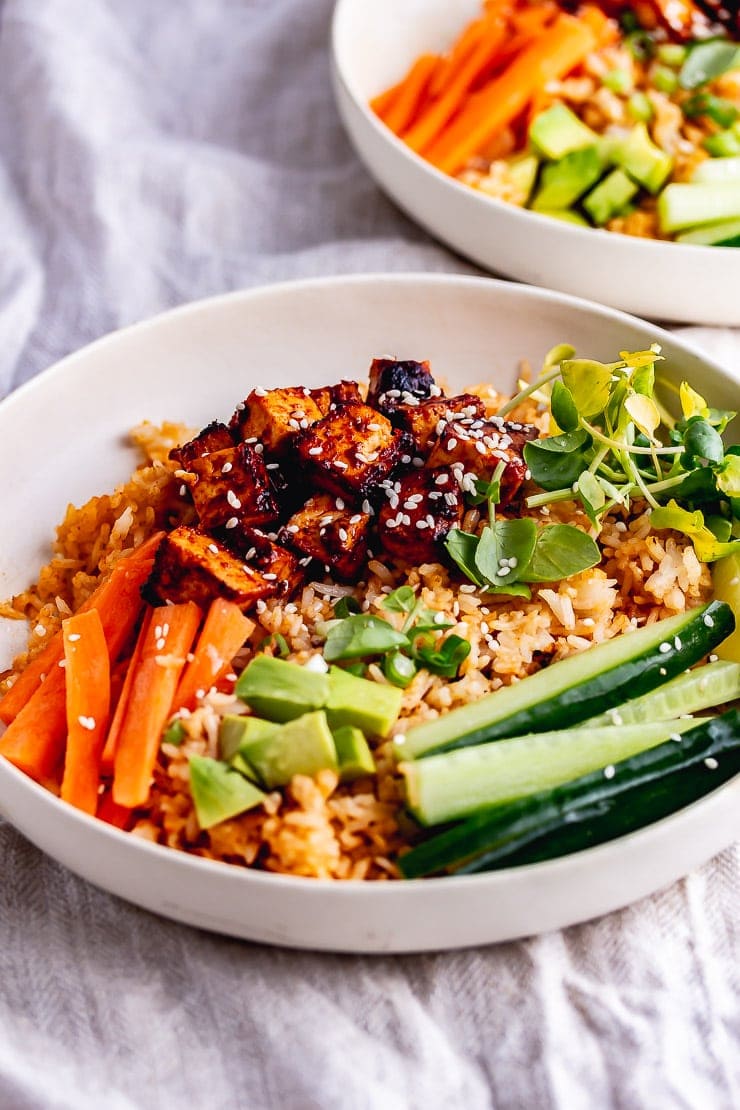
xmin=221 ymin=462 xmax=233 ymax=474
xmin=412 ymin=457 xmax=424 ymax=468
xmin=362 ymin=500 xmax=372 ymax=514
xmin=435 ymin=473 xmax=449 ymax=486
xmin=659 ymin=667 xmax=667 ymax=676
xmin=674 ymin=636 xmax=682 ymax=650
xmin=67 ymin=633 xmax=81 ymax=643
xmin=308 ymin=446 xmax=323 ymax=455
xmin=179 ymin=484 xmax=188 ymax=497
xmin=704 ymin=757 xmax=719 ymax=770
xmin=401 ymin=454 xmax=412 ymax=466
xmin=658 ymin=642 xmax=671 ymax=653
xmin=709 ymin=654 xmax=718 ymax=663
xmin=263 ymin=573 xmax=277 ymax=581
xmin=156 ymin=637 xmax=166 ymax=651
xmin=338 ymin=528 xmax=348 ymax=542
xmin=254 ymin=387 xmax=267 ymax=397
xmin=208 ymin=543 xmax=219 ymax=555
xmin=77 ymin=715 xmax=96 ymax=731
xmin=603 ymin=764 xmax=616 ymax=780
xmin=225 ymin=517 xmax=238 ymax=529
xmin=227 ymin=490 xmax=241 ymax=509
xmin=703 ymin=614 xmax=714 ymax=628
xmin=335 ymin=460 xmax=348 ymax=470
xmin=416 ymin=520 xmax=428 ymax=529
xmin=254 ymin=443 xmax=264 ymax=454
xmin=335 ymin=498 xmax=345 ymax=510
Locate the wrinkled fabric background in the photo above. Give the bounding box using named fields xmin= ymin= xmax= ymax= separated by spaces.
xmin=0 ymin=2 xmax=738 ymax=1107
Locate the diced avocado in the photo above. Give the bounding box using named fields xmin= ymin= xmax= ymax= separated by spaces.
xmin=332 ymin=725 xmax=376 ymax=782
xmin=529 ymin=104 xmax=600 ymax=160
xmin=219 ymin=713 xmax=279 ymax=761
xmin=582 ymin=169 xmax=639 ymax=226
xmin=537 ymin=208 xmax=590 ymax=227
xmin=235 ymin=655 xmax=330 ymax=723
xmin=325 ymin=665 xmax=403 ymax=737
xmin=506 ymin=152 xmax=540 ymax=205
xmin=676 ymin=217 xmax=740 ymax=246
xmin=230 ymin=752 xmax=258 ymax=779
xmin=531 ymin=146 xmax=606 ymax=211
xmin=245 ymin=710 xmax=338 ymax=789
xmin=612 ymin=123 xmax=673 ymax=194
xmin=188 ymin=755 xmax=266 ymax=829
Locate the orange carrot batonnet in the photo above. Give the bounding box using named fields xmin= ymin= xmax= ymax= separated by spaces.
xmin=60 ymin=609 xmax=111 ymax=815
xmin=112 ymin=602 xmax=201 ymax=809
xmin=172 ymin=598 xmax=255 ymax=715
xmin=0 ymin=534 xmax=163 ymax=781
xmin=96 ymin=789 xmax=133 ymax=831
xmin=382 ymin=53 xmax=440 ymax=137
xmin=99 ymin=610 xmax=153 ymax=775
xmin=404 ymin=17 xmax=508 ymax=154
xmin=0 ymin=532 xmax=163 ymax=726
xmin=427 ymin=15 xmax=489 ymax=99
xmin=425 ymin=14 xmax=597 ymax=175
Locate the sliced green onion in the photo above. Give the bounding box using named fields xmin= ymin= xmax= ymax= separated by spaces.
xmin=259 ymin=632 xmax=289 ymax=658
xmin=383 ymin=651 xmax=417 ymax=688
xmin=603 ymin=69 xmax=632 ymax=95
xmin=627 ymin=92 xmax=654 ymax=123
xmin=334 ymin=595 xmax=361 ymax=619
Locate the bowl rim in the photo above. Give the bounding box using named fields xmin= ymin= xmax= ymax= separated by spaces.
xmin=1 ymin=270 xmax=738 ymax=905
xmin=330 ymin=0 xmax=734 ymax=262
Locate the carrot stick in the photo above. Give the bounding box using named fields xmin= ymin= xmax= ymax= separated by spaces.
xmin=99 ymin=610 xmax=153 ymax=774
xmin=382 ymin=53 xmax=440 ymax=136
xmin=96 ymin=789 xmax=133 ymax=830
xmin=0 ymin=534 xmax=163 ymax=780
xmin=579 ymin=4 xmax=619 ymax=45
xmin=0 ymin=532 xmax=163 ymax=726
xmin=370 ymin=78 xmax=406 ymax=121
xmin=172 ymin=599 xmax=254 ymax=714
xmin=112 ymin=602 xmax=201 ymax=809
xmin=404 ymin=18 xmax=508 ymax=153
xmin=60 ymin=610 xmax=111 ymax=815
xmin=425 ymin=14 xmax=597 ymax=175
xmin=427 ymin=15 xmax=490 ymax=98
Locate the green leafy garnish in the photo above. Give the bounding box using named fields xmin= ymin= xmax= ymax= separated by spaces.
xmin=524 ymin=525 xmax=600 ymax=582
xmin=162 ymin=720 xmax=187 ymax=747
xmin=259 ymin=632 xmax=290 ymax=658
xmin=502 ymin=343 xmax=740 ymax=564
xmin=474 ymin=519 xmax=538 ymax=588
xmin=323 ymin=615 xmax=409 ymax=662
xmin=679 ymin=40 xmax=740 ymax=91
xmin=383 ymin=650 xmax=417 ymax=688
xmin=413 ymin=634 xmax=471 ymax=678
xmin=333 ymin=596 xmax=361 ymax=619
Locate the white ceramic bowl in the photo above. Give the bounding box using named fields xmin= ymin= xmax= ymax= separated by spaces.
xmin=331 ymin=0 xmax=740 ymax=326
xmin=0 ymin=275 xmax=738 ymax=952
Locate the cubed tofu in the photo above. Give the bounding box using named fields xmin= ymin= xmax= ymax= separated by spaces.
xmin=427 ymin=417 xmax=537 ymax=505
xmin=230 ymin=386 xmax=323 ymax=456
xmin=185 ymin=443 xmax=279 ymax=532
xmin=310 ymin=380 xmax=363 ymax=415
xmin=281 ymin=494 xmax=372 ymax=582
xmin=366 ymin=359 xmax=439 ymax=417
xmin=377 ymin=467 xmax=464 ymax=564
xmin=220 ymin=526 xmax=305 ymax=598
xmin=295 ymin=402 xmax=405 ymax=499
xmin=143 ymin=526 xmax=278 ymax=610
xmin=395 ymin=394 xmax=486 ymax=456
xmin=169 ymin=421 xmax=234 ymax=468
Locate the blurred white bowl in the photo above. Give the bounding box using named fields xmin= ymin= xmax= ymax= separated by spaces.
xmin=331 ymin=0 xmax=740 ymax=326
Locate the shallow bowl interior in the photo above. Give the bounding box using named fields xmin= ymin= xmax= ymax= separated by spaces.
xmin=0 ymin=274 xmax=738 ymax=952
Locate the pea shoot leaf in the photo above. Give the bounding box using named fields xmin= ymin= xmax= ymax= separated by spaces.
xmin=474 ymin=519 xmax=538 ymax=588
xmin=560 ymin=359 xmax=614 ymax=418
xmin=323 ymin=615 xmax=409 ymax=662
xmin=650 ymin=500 xmax=740 ymax=562
xmin=551 ymin=381 xmax=579 ymax=432
xmin=524 ymin=430 xmax=591 ymax=491
xmin=522 ymin=524 xmax=600 ymax=582
xmin=445 ymin=529 xmax=485 ymax=587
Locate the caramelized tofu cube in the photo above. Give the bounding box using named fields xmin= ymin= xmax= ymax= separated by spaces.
xmin=169 ymin=421 xmax=234 ymax=468
xmin=143 ymin=526 xmax=278 ymax=610
xmin=186 ymin=443 xmax=279 ymax=532
xmin=366 ymin=359 xmax=439 ymax=417
xmin=377 ymin=468 xmax=464 ymax=564
xmin=281 ymin=494 xmax=372 ymax=582
xmin=395 ymin=394 xmax=486 ymax=456
xmin=295 ymin=402 xmax=404 ymax=499
xmin=230 ymin=386 xmax=323 ymax=456
xmin=219 ymin=527 xmax=305 ymax=598
xmin=427 ymin=418 xmax=537 ymax=505
xmin=310 ymin=380 xmax=363 ymax=415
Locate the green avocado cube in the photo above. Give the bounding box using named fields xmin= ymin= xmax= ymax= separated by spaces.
xmin=582 ymin=169 xmax=639 ymax=226
xmin=529 ymin=104 xmax=600 ymax=160
xmin=244 ymin=710 xmax=338 ymax=789
xmin=325 ymin=666 xmax=403 ymax=738
xmin=235 ymin=655 xmax=330 ymax=722
xmin=506 ymin=152 xmax=540 ymax=204
xmin=537 ymin=208 xmax=590 ymax=227
xmin=531 ymin=146 xmax=607 ymax=211
xmin=188 ymin=755 xmax=266 ymax=829
xmin=219 ymin=714 xmax=280 ymax=761
xmin=612 ymin=123 xmax=673 ymax=194
xmin=332 ymin=725 xmax=376 ymax=782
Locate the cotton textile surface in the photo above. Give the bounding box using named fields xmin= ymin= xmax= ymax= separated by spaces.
xmin=0 ymin=0 xmax=738 ymax=1107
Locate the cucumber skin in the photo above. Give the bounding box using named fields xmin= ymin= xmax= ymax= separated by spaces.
xmin=404 ymin=600 xmax=734 ymax=759
xmin=581 ymin=659 xmax=740 ymax=727
xmin=399 ymin=710 xmax=740 ymax=878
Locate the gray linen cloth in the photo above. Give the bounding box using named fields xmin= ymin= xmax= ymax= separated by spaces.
xmin=0 ymin=2 xmax=738 ymax=1107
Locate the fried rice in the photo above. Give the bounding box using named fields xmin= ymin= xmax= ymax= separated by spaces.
xmin=0 ymin=390 xmax=712 ymax=881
